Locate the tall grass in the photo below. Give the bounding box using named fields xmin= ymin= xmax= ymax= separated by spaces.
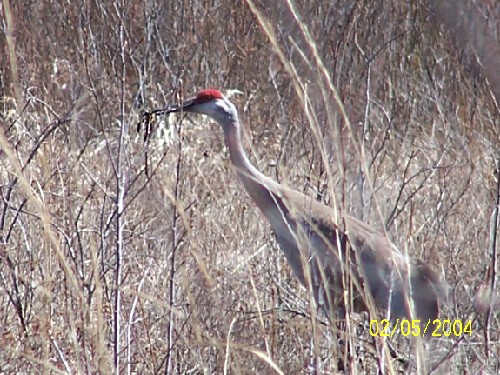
xmin=1 ymin=0 xmax=498 ymax=373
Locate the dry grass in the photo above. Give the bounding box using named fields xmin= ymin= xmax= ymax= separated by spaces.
xmin=1 ymin=0 xmax=499 ymax=374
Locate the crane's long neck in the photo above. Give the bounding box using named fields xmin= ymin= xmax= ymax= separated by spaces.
xmin=222 ymin=121 xmax=279 ymax=214
xmin=222 ymin=119 xmax=307 ymax=287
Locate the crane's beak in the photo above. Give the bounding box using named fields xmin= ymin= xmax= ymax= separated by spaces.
xmin=165 ymin=97 xmax=196 ymax=114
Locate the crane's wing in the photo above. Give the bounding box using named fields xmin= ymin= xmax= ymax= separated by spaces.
xmin=275 ymin=188 xmax=441 ymax=323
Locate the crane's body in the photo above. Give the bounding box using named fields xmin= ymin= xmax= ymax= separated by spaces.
xmin=165 ymin=89 xmax=442 ymax=323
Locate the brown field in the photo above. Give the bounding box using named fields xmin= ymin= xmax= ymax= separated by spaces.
xmin=1 ymin=1 xmax=499 ymax=374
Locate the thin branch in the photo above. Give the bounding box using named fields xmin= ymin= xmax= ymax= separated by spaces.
xmin=113 ymin=1 xmax=128 ymax=373
xmin=484 ymin=156 xmax=500 ymax=357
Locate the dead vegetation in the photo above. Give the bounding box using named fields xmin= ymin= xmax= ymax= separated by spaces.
xmin=1 ymin=0 xmax=499 ymax=374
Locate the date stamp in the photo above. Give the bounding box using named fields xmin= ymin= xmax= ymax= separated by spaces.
xmin=369 ymin=319 xmax=472 ymax=338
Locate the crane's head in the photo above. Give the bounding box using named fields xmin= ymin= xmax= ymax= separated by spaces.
xmin=167 ymin=89 xmax=238 ymax=130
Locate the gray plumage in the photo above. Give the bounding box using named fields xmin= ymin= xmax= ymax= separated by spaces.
xmin=166 ymin=88 xmax=443 ymax=324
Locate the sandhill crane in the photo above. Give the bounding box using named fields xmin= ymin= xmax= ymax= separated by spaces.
xmin=161 ymin=88 xmax=443 ymax=324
